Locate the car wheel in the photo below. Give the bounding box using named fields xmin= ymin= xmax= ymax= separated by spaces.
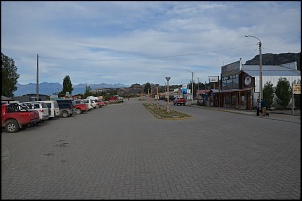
xmin=5 ymin=119 xmax=19 ymax=133
xmin=62 ymin=111 xmax=68 ymax=118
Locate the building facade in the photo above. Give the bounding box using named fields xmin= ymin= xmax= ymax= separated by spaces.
xmin=211 ymin=60 xmax=300 ymax=110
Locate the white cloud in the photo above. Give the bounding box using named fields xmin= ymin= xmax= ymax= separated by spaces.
xmin=2 ymin=1 xmax=301 ymax=86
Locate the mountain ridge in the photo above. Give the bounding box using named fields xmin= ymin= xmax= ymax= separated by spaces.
xmin=14 ymin=82 xmax=129 ymax=96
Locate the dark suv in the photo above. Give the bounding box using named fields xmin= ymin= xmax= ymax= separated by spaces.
xmin=56 ymin=99 xmax=75 ymax=118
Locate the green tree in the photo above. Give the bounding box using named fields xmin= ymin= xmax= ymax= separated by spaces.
xmin=83 ymin=85 xmax=93 ymax=98
xmin=1 ymin=53 xmax=20 ymax=97
xmin=61 ymin=75 xmax=73 ymax=95
xmin=144 ymin=82 xmax=151 ymax=94
xmin=275 ymin=77 xmax=291 ymax=109
xmin=263 ymin=81 xmax=274 ymax=110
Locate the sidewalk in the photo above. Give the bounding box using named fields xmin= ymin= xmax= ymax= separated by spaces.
xmin=190 ymin=103 xmax=301 ymax=123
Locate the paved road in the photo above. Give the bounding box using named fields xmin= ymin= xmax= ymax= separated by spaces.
xmin=1 ymin=98 xmax=301 ymax=199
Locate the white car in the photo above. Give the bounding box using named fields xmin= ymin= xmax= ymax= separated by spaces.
xmin=83 ymin=99 xmax=93 ymax=110
xmin=23 ymin=102 xmax=50 ymax=121
xmin=37 ymin=100 xmax=60 ymax=119
xmin=20 ymin=102 xmax=50 ymax=122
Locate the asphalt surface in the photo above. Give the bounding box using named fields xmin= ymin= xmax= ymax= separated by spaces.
xmin=1 ymin=98 xmax=301 ymax=199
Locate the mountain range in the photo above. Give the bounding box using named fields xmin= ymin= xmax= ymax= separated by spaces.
xmin=14 ymin=82 xmax=129 ymax=97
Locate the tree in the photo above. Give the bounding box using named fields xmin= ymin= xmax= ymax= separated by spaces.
xmin=83 ymin=85 xmax=93 ymax=98
xmin=61 ymin=75 xmax=73 ymax=95
xmin=144 ymin=82 xmax=151 ymax=94
xmin=263 ymin=81 xmax=274 ymax=110
xmin=275 ymin=77 xmax=291 ymax=109
xmin=1 ymin=53 xmax=20 ymax=97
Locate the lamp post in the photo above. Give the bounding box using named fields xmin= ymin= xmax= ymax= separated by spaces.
xmin=186 ymin=70 xmax=194 ymax=102
xmin=165 ymin=77 xmax=171 ymax=113
xmin=245 ymin=35 xmax=262 ymax=101
xmin=155 ymin=84 xmax=159 ymax=108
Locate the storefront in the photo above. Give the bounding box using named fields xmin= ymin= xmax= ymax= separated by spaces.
xmin=214 ymin=88 xmax=253 ymax=110
xmin=210 ymin=60 xmax=255 ymax=110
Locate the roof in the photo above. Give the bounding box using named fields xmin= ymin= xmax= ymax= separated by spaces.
xmin=1 ymin=95 xmax=14 ymax=100
xmin=242 ymin=62 xmax=301 ymax=77
xmin=196 ymin=90 xmax=211 ymax=95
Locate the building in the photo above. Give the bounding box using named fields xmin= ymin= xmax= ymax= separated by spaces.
xmin=1 ymin=95 xmax=15 ymax=104
xmin=211 ymin=60 xmax=300 ymax=110
xmin=13 ymin=94 xmax=48 ymax=102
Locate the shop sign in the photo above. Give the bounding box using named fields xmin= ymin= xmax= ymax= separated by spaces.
xmin=293 ymin=84 xmax=301 ymax=94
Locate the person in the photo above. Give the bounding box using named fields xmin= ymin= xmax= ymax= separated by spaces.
xmin=261 ymin=99 xmax=267 ymax=117
xmin=256 ymin=99 xmax=260 ymax=116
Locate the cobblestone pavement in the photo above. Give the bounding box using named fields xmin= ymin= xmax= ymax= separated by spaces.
xmin=2 ymin=98 xmax=301 ymax=199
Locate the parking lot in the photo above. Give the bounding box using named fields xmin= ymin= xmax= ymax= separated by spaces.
xmin=2 ymin=97 xmax=301 ymax=199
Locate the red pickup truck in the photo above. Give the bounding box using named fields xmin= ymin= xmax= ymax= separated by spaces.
xmin=1 ymin=103 xmax=39 ymax=133
xmin=173 ymin=97 xmax=187 ymax=106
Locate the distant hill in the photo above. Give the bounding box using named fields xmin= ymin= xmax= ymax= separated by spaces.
xmin=14 ymin=82 xmax=129 ymax=97
xmin=245 ymin=52 xmax=300 ymax=70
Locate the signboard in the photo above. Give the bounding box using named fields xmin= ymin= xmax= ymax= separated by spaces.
xmin=208 ymin=76 xmax=219 ymax=83
xmin=182 ymin=84 xmax=187 ymax=94
xmin=293 ymin=84 xmax=301 ymax=94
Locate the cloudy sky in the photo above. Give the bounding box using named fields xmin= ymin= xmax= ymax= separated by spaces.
xmin=2 ymin=1 xmax=301 ymax=86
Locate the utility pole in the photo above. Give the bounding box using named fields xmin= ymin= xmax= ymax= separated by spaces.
xmin=186 ymin=70 xmax=194 ymax=102
xmin=165 ymin=77 xmax=171 ymax=113
xmin=245 ymin=35 xmax=262 ymax=101
xmin=36 ymin=54 xmax=39 ymax=101
xmin=259 ymin=41 xmax=263 ymax=101
xmin=191 ymin=72 xmax=194 ymax=101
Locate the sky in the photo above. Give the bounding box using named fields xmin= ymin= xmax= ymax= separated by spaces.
xmin=2 ymin=1 xmax=301 ymax=86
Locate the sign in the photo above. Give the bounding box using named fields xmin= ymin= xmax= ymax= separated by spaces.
xmin=208 ymin=76 xmax=219 ymax=82
xmin=293 ymin=84 xmax=301 ymax=94
xmin=244 ymin=76 xmax=251 ymax=85
xmin=182 ymin=84 xmax=187 ymax=94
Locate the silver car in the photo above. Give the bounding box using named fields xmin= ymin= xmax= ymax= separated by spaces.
xmin=21 ymin=102 xmax=50 ymax=121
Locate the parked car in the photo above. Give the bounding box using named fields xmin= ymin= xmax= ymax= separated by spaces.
xmin=173 ymin=97 xmax=186 ymax=106
xmin=17 ymin=103 xmax=41 ymax=125
xmin=109 ymin=95 xmax=124 ymax=103
xmin=96 ymin=100 xmax=105 ymax=107
xmin=73 ymin=100 xmax=88 ymax=114
xmin=1 ymin=103 xmax=38 ymax=133
xmin=21 ymin=102 xmax=50 ymax=121
xmin=56 ymin=99 xmax=75 ymax=118
xmin=83 ymin=99 xmax=93 ymax=111
xmin=37 ymin=100 xmax=60 ymax=119
xmin=90 ymin=99 xmax=100 ymax=108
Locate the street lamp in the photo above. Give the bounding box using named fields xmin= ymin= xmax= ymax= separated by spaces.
xmin=186 ymin=70 xmax=194 ymax=101
xmin=245 ymin=35 xmax=263 ymax=101
xmin=165 ymin=77 xmax=171 ymax=113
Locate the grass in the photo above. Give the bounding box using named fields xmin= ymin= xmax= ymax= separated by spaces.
xmin=143 ymin=103 xmax=192 ymax=120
